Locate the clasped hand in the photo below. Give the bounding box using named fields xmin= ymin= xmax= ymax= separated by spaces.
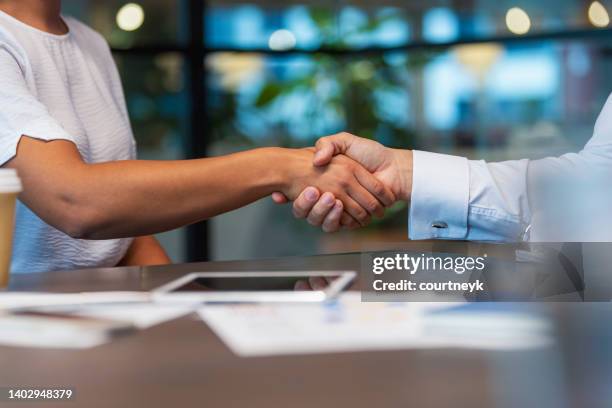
xmin=274 ymin=133 xmax=413 ymax=232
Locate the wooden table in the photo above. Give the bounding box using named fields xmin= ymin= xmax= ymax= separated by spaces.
xmin=0 ymin=249 xmax=575 ymax=408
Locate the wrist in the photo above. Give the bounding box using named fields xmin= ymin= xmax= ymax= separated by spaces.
xmin=247 ymin=147 xmax=290 ymax=194
xmin=390 ymin=149 xmax=413 ymax=202
xmin=258 ymin=147 xmax=302 ymax=194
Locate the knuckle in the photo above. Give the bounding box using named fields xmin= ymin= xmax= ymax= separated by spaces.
xmin=361 ymin=211 xmax=372 ymax=223
xmin=367 ymin=200 xmax=381 ymax=214
xmin=354 ymin=208 xmax=367 ymax=221
xmin=292 ymin=205 xmax=306 ymax=218
xmin=373 ymin=181 xmax=385 ymax=196
xmin=316 ymin=136 xmax=329 ymax=146
xmin=307 ymin=211 xmax=323 ymax=224
xmin=307 ymin=217 xmax=321 ymax=226
xmin=310 ymin=207 xmax=325 ymax=219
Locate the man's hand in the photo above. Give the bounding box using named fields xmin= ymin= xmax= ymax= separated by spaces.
xmin=278 ymin=148 xmax=396 ymax=226
xmin=272 ymin=133 xmax=413 ymax=232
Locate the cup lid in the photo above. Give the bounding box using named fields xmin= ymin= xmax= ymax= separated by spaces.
xmin=0 ymin=169 xmax=22 ymax=193
xmin=0 ymin=168 xmax=17 ymax=176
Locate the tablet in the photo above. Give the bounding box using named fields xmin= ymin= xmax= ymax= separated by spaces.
xmin=151 ymin=271 xmax=356 ymax=303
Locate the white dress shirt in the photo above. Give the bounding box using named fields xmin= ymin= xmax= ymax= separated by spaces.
xmin=409 ymin=92 xmax=612 ymax=243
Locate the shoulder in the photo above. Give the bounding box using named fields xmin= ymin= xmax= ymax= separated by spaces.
xmin=0 ymin=25 xmax=28 ymax=72
xmin=64 ymin=16 xmax=110 ymax=51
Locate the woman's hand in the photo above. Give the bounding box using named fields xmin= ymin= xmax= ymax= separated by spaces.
xmin=277 ymin=148 xmax=395 ymax=226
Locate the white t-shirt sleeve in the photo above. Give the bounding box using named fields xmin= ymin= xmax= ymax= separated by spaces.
xmin=0 ymin=43 xmax=75 ymax=166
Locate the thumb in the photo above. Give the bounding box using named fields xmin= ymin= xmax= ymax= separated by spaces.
xmin=313 ymin=141 xmax=335 ymax=166
xmin=271 ymin=192 xmax=289 ymax=204
xmin=313 ymin=133 xmax=353 ymax=167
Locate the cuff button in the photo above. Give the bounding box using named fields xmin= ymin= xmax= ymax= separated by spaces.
xmin=431 ymin=221 xmax=448 ymax=229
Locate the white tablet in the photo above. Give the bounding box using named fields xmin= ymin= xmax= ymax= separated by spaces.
xmin=151 ymin=271 xmax=356 ymax=303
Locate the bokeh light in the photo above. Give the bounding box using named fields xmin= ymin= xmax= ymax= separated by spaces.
xmin=588 ymin=1 xmax=610 ymax=28
xmin=116 ymin=3 xmax=145 ymax=32
xmin=268 ymin=29 xmax=297 ymax=51
xmin=505 ymin=7 xmax=531 ymax=35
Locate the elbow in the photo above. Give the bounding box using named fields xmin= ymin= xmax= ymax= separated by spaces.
xmin=62 ymin=222 xmax=94 ymax=240
xmin=59 ymin=214 xmax=98 ymax=240
xmin=55 ymin=206 xmax=107 ymax=240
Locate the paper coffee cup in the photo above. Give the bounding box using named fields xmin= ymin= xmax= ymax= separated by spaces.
xmin=0 ymin=169 xmax=22 ymax=289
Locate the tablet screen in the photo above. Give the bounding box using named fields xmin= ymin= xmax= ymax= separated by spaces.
xmin=170 ymin=275 xmax=340 ymax=292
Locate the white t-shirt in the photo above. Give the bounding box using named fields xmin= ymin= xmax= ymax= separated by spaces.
xmin=0 ymin=11 xmax=136 ymax=273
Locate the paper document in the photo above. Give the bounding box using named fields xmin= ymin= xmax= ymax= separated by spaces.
xmin=0 ymin=291 xmax=151 ymax=311
xmin=0 ymin=312 xmax=134 ymax=349
xmin=198 ymin=293 xmax=552 ymax=357
xmin=70 ymin=303 xmax=195 ymax=329
xmin=0 ymin=292 xmax=196 ymax=349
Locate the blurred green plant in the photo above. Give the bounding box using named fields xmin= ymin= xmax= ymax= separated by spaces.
xmin=116 ymin=53 xmax=185 ymax=152
xmin=208 ymin=6 xmax=437 ymax=150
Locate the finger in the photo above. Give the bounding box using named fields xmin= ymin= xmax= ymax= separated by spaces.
xmin=292 ymin=187 xmax=320 ymax=219
xmin=313 ymin=132 xmax=354 ymax=166
xmin=353 ymin=166 xmax=395 ymax=207
xmin=340 ymin=194 xmax=371 ymax=226
xmin=341 ymin=212 xmax=360 ymax=229
xmin=321 ymin=200 xmax=343 ymax=233
xmin=294 ymin=280 xmax=311 ymax=291
xmin=308 ymin=277 xmax=329 ymax=290
xmin=271 ymin=192 xmax=289 ymax=204
xmin=306 ymin=192 xmax=336 ymax=226
xmin=346 ymin=181 xmax=385 ymax=218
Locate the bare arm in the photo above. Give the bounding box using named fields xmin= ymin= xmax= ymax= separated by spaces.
xmin=118 ymin=236 xmax=171 ymax=267
xmin=6 ymin=136 xmax=394 ymax=239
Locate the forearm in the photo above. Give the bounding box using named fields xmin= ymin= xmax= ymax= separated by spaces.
xmin=14 ymin=142 xmax=288 ymax=239
xmin=77 ymin=148 xmax=288 ymax=238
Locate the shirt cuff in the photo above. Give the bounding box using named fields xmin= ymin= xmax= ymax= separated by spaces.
xmin=409 ymin=150 xmax=470 ymax=240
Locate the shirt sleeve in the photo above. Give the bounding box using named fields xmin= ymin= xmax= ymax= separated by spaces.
xmin=409 ymin=151 xmax=530 ymax=242
xmin=0 ymin=44 xmax=75 ymax=166
xmin=408 ymin=150 xmax=470 ymax=240
xmin=409 ymin=92 xmax=612 ymax=243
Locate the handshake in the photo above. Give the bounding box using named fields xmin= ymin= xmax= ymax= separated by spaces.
xmin=272 ymin=132 xmax=413 ymax=232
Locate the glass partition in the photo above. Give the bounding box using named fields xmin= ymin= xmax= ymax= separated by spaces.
xmin=60 ymin=0 xmax=612 ymax=261
xmin=205 ymin=2 xmax=612 ymax=260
